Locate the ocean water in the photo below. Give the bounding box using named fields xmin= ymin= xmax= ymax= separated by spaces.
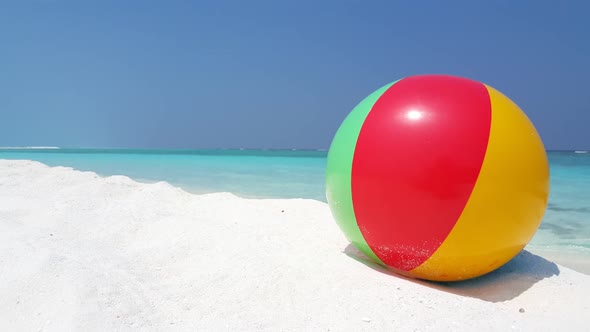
xmin=0 ymin=149 xmax=328 ymax=201
xmin=1 ymin=148 xmax=589 ymax=258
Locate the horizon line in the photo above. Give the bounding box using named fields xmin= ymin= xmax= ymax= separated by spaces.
xmin=0 ymin=146 xmax=588 ymax=153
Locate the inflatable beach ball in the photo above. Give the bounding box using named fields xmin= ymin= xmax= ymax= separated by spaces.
xmin=325 ymin=74 xmax=550 ymax=282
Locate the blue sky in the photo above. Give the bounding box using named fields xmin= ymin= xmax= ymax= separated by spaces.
xmin=1 ymin=1 xmax=588 ymax=150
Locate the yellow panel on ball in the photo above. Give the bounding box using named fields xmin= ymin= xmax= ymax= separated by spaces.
xmin=407 ymin=84 xmax=550 ymax=281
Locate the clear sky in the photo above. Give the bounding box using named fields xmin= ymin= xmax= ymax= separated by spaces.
xmin=1 ymin=1 xmax=588 ymax=150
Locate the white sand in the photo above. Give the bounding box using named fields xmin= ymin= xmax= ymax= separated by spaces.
xmin=0 ymin=160 xmax=588 ymax=331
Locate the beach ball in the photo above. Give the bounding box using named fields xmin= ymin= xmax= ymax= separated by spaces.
xmin=325 ymin=74 xmax=550 ymax=282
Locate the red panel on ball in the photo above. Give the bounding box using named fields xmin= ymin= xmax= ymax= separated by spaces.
xmin=351 ymin=75 xmax=492 ymax=271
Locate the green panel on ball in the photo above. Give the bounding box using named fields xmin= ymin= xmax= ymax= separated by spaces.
xmin=325 ymin=81 xmax=397 ymax=265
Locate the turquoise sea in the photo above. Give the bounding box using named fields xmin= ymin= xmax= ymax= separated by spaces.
xmin=1 ymin=148 xmax=589 ymax=260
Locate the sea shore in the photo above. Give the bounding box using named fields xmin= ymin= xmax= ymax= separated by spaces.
xmin=0 ymin=160 xmax=588 ymax=331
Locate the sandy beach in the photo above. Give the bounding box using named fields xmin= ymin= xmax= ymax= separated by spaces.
xmin=0 ymin=159 xmax=588 ymax=331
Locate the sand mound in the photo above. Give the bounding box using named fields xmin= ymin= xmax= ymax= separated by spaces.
xmin=0 ymin=160 xmax=588 ymax=331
